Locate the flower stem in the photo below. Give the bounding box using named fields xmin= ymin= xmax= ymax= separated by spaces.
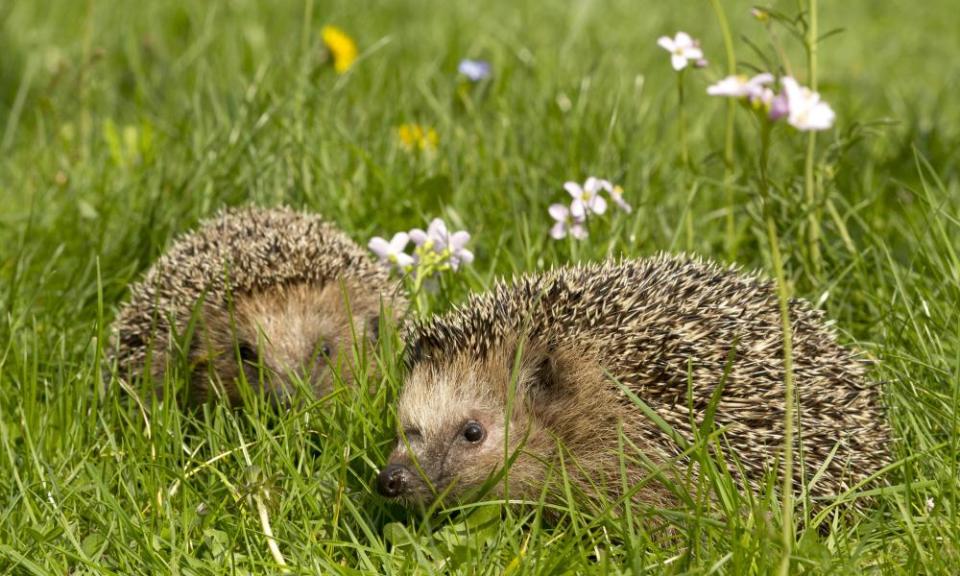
xmin=707 ymin=0 xmax=739 ymax=259
xmin=759 ymin=124 xmax=796 ymax=576
xmin=804 ymin=0 xmax=822 ymax=280
xmin=677 ymin=70 xmax=689 ymax=168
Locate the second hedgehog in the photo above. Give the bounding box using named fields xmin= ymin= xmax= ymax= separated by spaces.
xmin=111 ymin=207 xmax=404 ymax=405
xmin=377 ymin=256 xmax=889 ymax=510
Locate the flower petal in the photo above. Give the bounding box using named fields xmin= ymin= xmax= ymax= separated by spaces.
xmin=657 ymin=36 xmax=675 ymax=52
xmin=570 ymin=223 xmax=588 ymax=240
xmin=389 ymin=232 xmax=410 ymax=252
xmin=675 ymin=32 xmax=692 ymax=48
xmin=550 ymin=222 xmax=568 ymax=239
xmin=781 ymin=77 xmax=802 ymax=104
xmin=590 ymin=195 xmax=607 ymax=215
xmin=368 ymin=237 xmax=390 ymax=258
xmin=671 ymin=54 xmax=688 ymax=71
xmin=449 ymin=230 xmax=471 ymax=250
xmin=409 ymin=229 xmax=427 ymax=245
xmin=455 ymin=249 xmax=474 ymax=265
xmin=570 ymin=199 xmax=586 ymax=220
xmin=548 ymin=203 xmax=570 ymax=222
xmin=563 ymin=181 xmax=583 ymax=198
xmin=427 ymin=218 xmax=448 ymax=239
xmin=394 ymin=253 xmax=415 ymax=269
xmin=584 ymin=177 xmax=600 ymax=194
xmin=805 ymin=102 xmax=836 ymax=131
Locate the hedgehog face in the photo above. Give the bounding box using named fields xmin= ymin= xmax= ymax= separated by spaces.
xmin=378 ymin=346 xmax=561 ymax=507
xmin=188 ymin=281 xmax=387 ymax=405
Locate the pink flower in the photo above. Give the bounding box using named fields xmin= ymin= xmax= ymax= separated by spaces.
xmin=657 ymin=32 xmax=704 ymax=71
xmin=549 ymin=204 xmax=587 ymax=240
xmin=768 ymin=90 xmax=789 ymax=120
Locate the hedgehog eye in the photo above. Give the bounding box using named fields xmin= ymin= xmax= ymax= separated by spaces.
xmin=237 ymin=342 xmax=258 ymax=364
xmin=319 ymin=342 xmax=332 ymax=358
xmin=462 ymin=421 xmax=485 ymax=444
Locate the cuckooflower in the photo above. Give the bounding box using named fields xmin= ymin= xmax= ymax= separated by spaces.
xmin=706 ymin=73 xmax=774 ymax=101
xmin=409 ymin=218 xmax=446 ymax=249
xmin=410 ymin=218 xmax=474 ymax=270
xmin=321 ymin=26 xmax=358 ymax=74
xmin=458 ymin=59 xmax=492 ymax=82
xmin=548 ymin=204 xmax=587 ymax=240
xmin=608 ymin=184 xmax=632 ymax=213
xmin=368 ymin=233 xmax=414 ymax=270
xmin=446 ymin=231 xmax=474 ymax=270
xmin=565 ymin=178 xmax=608 ymax=219
xmin=768 ymin=90 xmax=790 ymax=120
xmin=780 ymin=77 xmax=835 ymax=131
xmin=657 ymin=32 xmax=704 ymax=71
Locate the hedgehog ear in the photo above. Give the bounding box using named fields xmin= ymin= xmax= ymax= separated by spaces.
xmin=517 ymin=344 xmax=565 ymax=400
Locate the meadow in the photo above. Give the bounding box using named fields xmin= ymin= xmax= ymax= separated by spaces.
xmin=1 ymin=0 xmax=959 ymax=573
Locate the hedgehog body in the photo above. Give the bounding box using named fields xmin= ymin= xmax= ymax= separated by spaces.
xmin=111 ymin=206 xmax=403 ymax=405
xmin=377 ymin=255 xmax=889 ymax=510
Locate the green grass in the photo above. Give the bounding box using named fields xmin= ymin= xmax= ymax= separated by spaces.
xmin=2 ymin=0 xmax=959 ymax=573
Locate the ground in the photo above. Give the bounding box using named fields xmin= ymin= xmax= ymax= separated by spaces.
xmin=1 ymin=0 xmax=958 ymax=573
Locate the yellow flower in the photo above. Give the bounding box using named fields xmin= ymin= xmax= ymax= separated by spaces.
xmin=322 ymin=25 xmax=358 ymax=74
xmin=396 ymin=124 xmax=439 ymax=152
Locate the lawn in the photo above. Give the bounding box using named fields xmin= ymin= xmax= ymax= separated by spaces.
xmin=1 ymin=0 xmax=959 ymax=573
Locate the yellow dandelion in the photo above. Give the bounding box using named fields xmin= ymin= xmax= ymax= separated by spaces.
xmin=322 ymin=25 xmax=358 ymax=74
xmin=396 ymin=124 xmax=439 ymax=152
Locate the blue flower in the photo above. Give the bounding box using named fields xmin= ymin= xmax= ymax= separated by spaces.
xmin=458 ymin=59 xmax=492 ymax=82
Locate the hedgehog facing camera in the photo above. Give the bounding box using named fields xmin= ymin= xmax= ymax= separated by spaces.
xmin=377 ymin=256 xmax=890 ymax=513
xmin=110 ymin=206 xmax=405 ymax=406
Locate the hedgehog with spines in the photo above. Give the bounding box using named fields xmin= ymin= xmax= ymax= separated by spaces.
xmin=376 ymin=255 xmax=890 ymax=511
xmin=111 ymin=206 xmax=404 ymax=405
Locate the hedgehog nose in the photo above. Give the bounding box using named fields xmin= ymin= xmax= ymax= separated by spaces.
xmin=377 ymin=464 xmax=408 ymax=498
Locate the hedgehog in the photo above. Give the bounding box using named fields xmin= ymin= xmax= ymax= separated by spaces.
xmin=376 ymin=255 xmax=890 ymax=512
xmin=110 ymin=206 xmax=405 ymax=406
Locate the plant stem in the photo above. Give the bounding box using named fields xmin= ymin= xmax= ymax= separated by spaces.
xmin=759 ymin=124 xmax=796 ymax=576
xmin=677 ymin=70 xmax=689 ymax=168
xmin=708 ymin=0 xmax=739 ymax=259
xmin=804 ymin=0 xmax=821 ymax=279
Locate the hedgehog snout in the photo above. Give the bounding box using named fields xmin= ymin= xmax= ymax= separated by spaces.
xmin=376 ymin=464 xmax=411 ymax=498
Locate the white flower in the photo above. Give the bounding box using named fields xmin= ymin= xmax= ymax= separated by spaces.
xmin=706 ymin=73 xmax=774 ymax=101
xmin=368 ymin=233 xmax=414 ymax=270
xmin=565 ymin=178 xmax=608 ymax=220
xmin=926 ymin=497 xmax=935 ymax=512
xmin=780 ymin=77 xmax=835 ymax=131
xmin=657 ymin=32 xmax=704 ymax=71
xmin=548 ymin=204 xmax=587 ymax=240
